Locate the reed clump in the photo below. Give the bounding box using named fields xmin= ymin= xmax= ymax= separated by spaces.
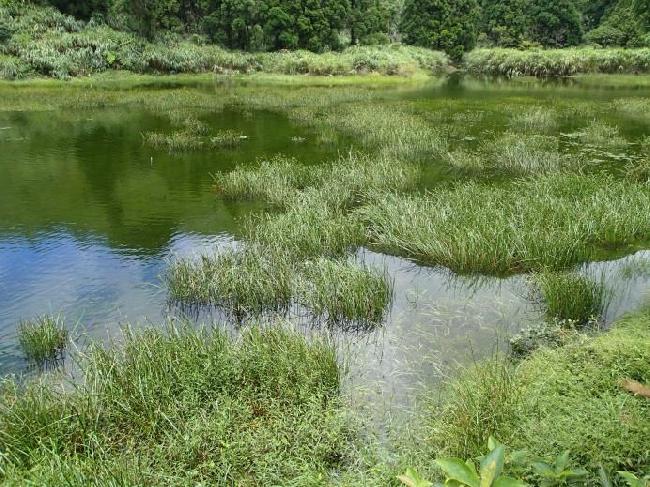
xmin=483 ymin=133 xmax=570 ymax=174
xmin=210 ymin=130 xmax=245 ymax=148
xmin=143 ymin=130 xmax=205 ymax=151
xmin=17 ymin=315 xmax=68 ymax=366
xmin=509 ymin=107 xmax=558 ymax=134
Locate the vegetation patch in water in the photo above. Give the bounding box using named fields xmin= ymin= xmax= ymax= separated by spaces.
xmin=296 ymin=258 xmax=392 ymax=329
xmin=533 ymin=271 xmax=611 ymax=325
xmin=17 ymin=315 xmax=68 ymax=367
xmin=357 ymin=174 xmax=650 ymax=274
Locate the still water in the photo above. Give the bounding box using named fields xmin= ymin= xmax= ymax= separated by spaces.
xmin=1 ymin=77 xmax=649 ymax=405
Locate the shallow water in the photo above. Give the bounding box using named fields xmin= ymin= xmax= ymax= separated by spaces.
xmin=1 ymin=76 xmax=649 ymax=400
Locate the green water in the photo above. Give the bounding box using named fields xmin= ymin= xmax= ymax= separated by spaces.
xmin=1 ymin=76 xmax=649 ymax=405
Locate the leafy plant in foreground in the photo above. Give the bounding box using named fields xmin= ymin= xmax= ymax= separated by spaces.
xmin=531 ymin=451 xmax=588 ymax=486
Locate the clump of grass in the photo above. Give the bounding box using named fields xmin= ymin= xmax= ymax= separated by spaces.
xmin=143 ymin=130 xmax=204 ymax=151
xmin=166 ymin=246 xmax=293 ymax=318
xmin=578 ymin=121 xmax=627 ymax=148
xmin=210 ymin=129 xmax=245 ymax=148
xmin=0 ymin=324 xmax=356 ymax=484
xmin=443 ymin=149 xmax=484 ymax=171
xmin=483 ymin=133 xmax=569 ymax=174
xmin=533 ymin=272 xmax=611 ymax=325
xmin=510 ymin=107 xmax=558 ymax=134
xmin=357 ymin=174 xmax=650 ymax=274
xmin=17 ymin=315 xmax=68 ymax=366
xmin=214 ymin=155 xmax=313 ymax=208
xmin=250 ymin=193 xmax=365 ymax=260
xmin=419 ymin=310 xmax=650 ymax=478
xmin=181 ymin=116 xmax=208 ymax=135
xmin=296 ymin=258 xmax=392 ymax=328
xmin=509 ymin=320 xmax=582 ymax=359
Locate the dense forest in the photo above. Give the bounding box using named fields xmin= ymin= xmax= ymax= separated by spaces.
xmin=4 ymin=0 xmax=648 ymax=59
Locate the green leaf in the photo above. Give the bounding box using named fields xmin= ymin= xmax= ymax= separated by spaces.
xmin=493 ymin=477 xmax=527 ymax=487
xmin=397 ymin=468 xmax=433 ymax=487
xmin=555 ymin=451 xmax=571 ymax=472
xmin=618 ymin=472 xmax=645 ymax=487
xmin=480 ymin=445 xmax=505 ymax=487
xmin=532 ymin=462 xmax=555 ymax=477
xmin=435 ymin=458 xmax=480 ymax=487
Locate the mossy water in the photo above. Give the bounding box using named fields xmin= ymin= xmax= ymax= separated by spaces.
xmin=1 ymin=74 xmax=649 ymax=414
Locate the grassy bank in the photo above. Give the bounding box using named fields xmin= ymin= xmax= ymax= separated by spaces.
xmin=414 ymin=308 xmax=650 ymax=483
xmin=0 ymin=324 xmax=360 ymax=485
xmin=465 ymin=47 xmax=650 ymax=77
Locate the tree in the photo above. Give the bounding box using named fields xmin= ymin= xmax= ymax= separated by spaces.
xmin=479 ymin=0 xmax=527 ymax=47
xmin=400 ymin=0 xmax=479 ymax=61
xmin=526 ymin=0 xmax=583 ymax=47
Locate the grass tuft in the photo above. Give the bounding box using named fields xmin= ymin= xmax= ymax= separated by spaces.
xmin=533 ymin=271 xmax=611 ymax=325
xmin=17 ymin=315 xmax=68 ymax=366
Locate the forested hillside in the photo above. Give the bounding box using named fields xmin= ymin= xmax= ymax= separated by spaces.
xmin=0 ymin=0 xmax=649 ymax=78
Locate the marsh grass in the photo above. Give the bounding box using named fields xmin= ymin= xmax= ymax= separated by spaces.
xmin=510 ymin=107 xmax=558 ymax=134
xmin=296 ymin=258 xmax=392 ymax=328
xmin=181 ymin=116 xmax=209 ymax=135
xmin=214 ymin=155 xmax=313 ymax=207
xmin=533 ymin=271 xmax=611 ymax=325
xmin=210 ymin=129 xmax=245 ymax=148
xmin=166 ymin=246 xmax=293 ymax=318
xmin=357 ymin=174 xmax=650 ymax=274
xmin=250 ymin=193 xmax=365 ymax=260
xmin=17 ymin=315 xmax=68 ymax=366
xmin=578 ymin=121 xmax=628 ymax=148
xmin=0 ymin=323 xmax=357 ymax=485
xmin=143 ymin=130 xmax=204 ymax=151
xmin=484 ymin=133 xmax=570 ymax=174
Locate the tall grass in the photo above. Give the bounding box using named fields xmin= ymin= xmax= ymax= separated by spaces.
xmin=465 ymin=48 xmax=650 ymax=77
xmin=357 ymin=174 xmax=650 ymax=274
xmin=509 ymin=107 xmax=558 ymax=134
xmin=482 ymin=133 xmax=571 ymax=174
xmin=578 ymin=120 xmax=628 ymax=148
xmin=533 ymin=271 xmax=611 ymax=325
xmin=17 ymin=315 xmax=68 ymax=366
xmin=0 ymin=324 xmax=356 ymax=484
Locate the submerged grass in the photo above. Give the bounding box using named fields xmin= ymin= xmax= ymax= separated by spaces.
xmin=0 ymin=324 xmax=358 ymax=485
xmin=357 ymin=174 xmax=650 ymax=274
xmin=419 ymin=310 xmax=650 ymax=480
xmin=17 ymin=315 xmax=68 ymax=366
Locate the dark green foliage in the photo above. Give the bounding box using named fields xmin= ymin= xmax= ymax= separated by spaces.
xmin=526 ymin=0 xmax=583 ymax=47
xmin=586 ymin=0 xmax=648 ymax=46
xmin=400 ymin=0 xmax=479 ymax=60
xmin=479 ymin=0 xmax=527 ymax=47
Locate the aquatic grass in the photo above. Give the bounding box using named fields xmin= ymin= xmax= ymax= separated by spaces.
xmin=166 ymin=246 xmax=293 ymax=318
xmin=143 ymin=130 xmax=205 ymax=151
xmin=483 ymin=133 xmax=571 ymax=174
xmin=210 ymin=129 xmax=245 ymax=148
xmin=250 ymin=193 xmax=365 ymax=260
xmin=0 ymin=324 xmax=356 ymax=484
xmin=214 ymin=155 xmax=313 ymax=208
xmin=509 ymin=107 xmax=558 ymax=134
xmin=533 ymin=271 xmax=611 ymax=325
xmin=357 ymin=174 xmax=650 ymax=274
xmin=17 ymin=315 xmax=68 ymax=366
xmin=578 ymin=121 xmax=628 ymax=148
xmin=181 ymin=116 xmax=209 ymax=135
xmin=296 ymin=258 xmax=393 ymax=328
